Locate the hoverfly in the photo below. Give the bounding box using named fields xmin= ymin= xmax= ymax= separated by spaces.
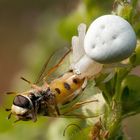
xmin=6 ymin=23 xmax=103 ymax=122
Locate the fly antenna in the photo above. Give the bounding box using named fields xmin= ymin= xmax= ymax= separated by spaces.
xmin=6 ymin=92 xmax=16 ymax=95
xmin=21 ymin=76 xmax=41 ymax=90
xmin=63 ymin=123 xmax=82 ymax=136
xmin=20 ymin=76 xmax=32 ymax=84
xmin=5 ymin=108 xmax=11 ymax=111
xmin=7 ymin=113 xmax=12 ymax=120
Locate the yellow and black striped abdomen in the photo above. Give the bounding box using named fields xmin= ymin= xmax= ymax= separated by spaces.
xmin=49 ymin=72 xmax=85 ymax=104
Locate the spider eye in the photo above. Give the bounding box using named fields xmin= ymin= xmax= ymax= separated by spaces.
xmin=13 ymin=95 xmax=31 ymax=109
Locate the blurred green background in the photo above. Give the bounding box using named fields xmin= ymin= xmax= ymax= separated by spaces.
xmin=0 ymin=0 xmax=140 ymax=140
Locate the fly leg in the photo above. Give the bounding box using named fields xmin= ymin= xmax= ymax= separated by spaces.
xmin=62 ymin=99 xmax=98 ymax=116
xmin=54 ymin=98 xmax=60 ymax=116
xmin=81 ymin=78 xmax=87 ymax=91
xmin=51 ymin=94 xmax=60 ymax=116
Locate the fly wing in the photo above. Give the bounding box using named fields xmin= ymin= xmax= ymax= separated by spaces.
xmin=35 ymin=23 xmax=87 ymax=85
xmin=70 ymin=23 xmax=87 ymax=66
xmin=35 ymin=47 xmax=71 ymax=85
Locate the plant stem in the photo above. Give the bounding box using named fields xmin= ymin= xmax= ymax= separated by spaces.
xmin=104 ymin=68 xmax=131 ymax=140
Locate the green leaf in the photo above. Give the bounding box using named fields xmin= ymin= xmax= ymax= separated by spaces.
xmin=71 ymin=126 xmax=91 ymax=140
xmin=58 ymin=5 xmax=88 ymax=41
xmin=119 ymin=4 xmax=133 ymax=22
xmin=121 ymin=75 xmax=140 ymax=117
xmin=133 ymin=42 xmax=140 ymax=65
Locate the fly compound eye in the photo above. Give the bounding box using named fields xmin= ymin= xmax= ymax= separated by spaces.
xmin=13 ymin=95 xmax=31 ymax=109
xmin=29 ymin=93 xmax=37 ymax=101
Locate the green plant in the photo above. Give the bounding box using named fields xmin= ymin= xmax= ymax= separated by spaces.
xmin=58 ymin=0 xmax=140 ymax=139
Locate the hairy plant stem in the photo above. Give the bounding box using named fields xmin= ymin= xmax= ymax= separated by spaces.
xmin=129 ymin=0 xmax=138 ymax=27
xmin=104 ymin=67 xmax=132 ymax=140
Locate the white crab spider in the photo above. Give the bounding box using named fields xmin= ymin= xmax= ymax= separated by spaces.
xmin=71 ymin=15 xmax=136 ymax=79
